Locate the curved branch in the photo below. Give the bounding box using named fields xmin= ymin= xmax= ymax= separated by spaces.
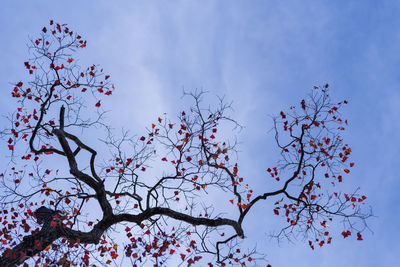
xmin=0 ymin=205 xmax=244 ymax=266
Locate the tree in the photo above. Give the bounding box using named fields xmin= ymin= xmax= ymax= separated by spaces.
xmin=0 ymin=21 xmax=371 ymax=266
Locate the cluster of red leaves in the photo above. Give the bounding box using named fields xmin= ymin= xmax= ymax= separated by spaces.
xmin=8 ymin=20 xmax=114 ymax=153
xmin=270 ymin=85 xmax=368 ymax=250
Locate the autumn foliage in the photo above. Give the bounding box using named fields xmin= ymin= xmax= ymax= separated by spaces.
xmin=0 ymin=22 xmax=371 ymax=266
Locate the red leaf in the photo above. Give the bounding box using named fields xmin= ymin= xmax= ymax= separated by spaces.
xmin=341 ymin=230 xmax=351 ymax=238
xmin=105 ymin=75 xmax=110 ymax=80
xmin=110 ymin=251 xmax=118 ymax=259
xmin=95 ymin=101 xmax=101 ymax=107
xmin=357 ymin=232 xmax=363 ymax=241
xmin=180 ymin=254 xmax=186 ymax=261
xmin=140 ymin=136 xmax=145 ymax=141
xmin=301 ymin=99 xmax=306 ymax=109
xmin=233 ymin=164 xmax=238 ymax=177
xmin=161 ymin=157 xmax=167 ymax=161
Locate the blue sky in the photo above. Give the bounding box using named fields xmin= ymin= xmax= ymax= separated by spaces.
xmin=1 ymin=1 xmax=399 ymax=266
